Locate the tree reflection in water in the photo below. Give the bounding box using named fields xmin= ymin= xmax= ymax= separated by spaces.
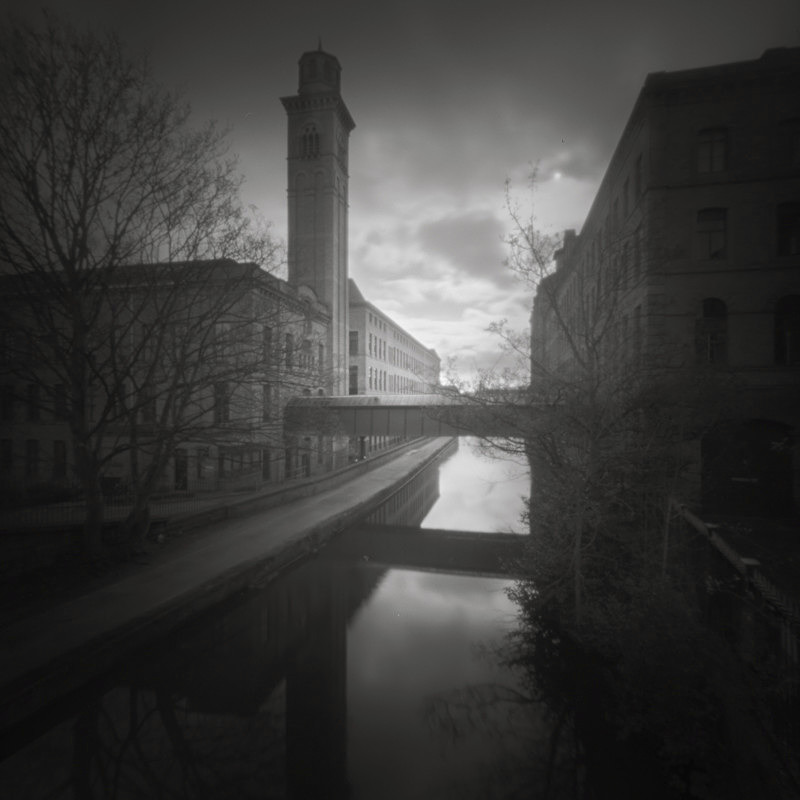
xmin=70 ymin=684 xmax=287 ymax=799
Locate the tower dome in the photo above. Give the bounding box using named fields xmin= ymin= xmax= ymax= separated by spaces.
xmin=298 ymin=43 xmax=341 ymax=94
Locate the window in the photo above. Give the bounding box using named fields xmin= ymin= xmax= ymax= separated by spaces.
xmin=111 ymin=381 xmax=127 ymax=418
xmin=196 ymin=447 xmax=204 ymax=482
xmin=697 ymin=128 xmax=728 ymax=173
xmin=285 ymin=333 xmax=294 ymax=368
xmin=696 ymin=298 xmax=728 ymax=364
xmin=262 ymin=383 xmax=273 ymax=421
xmin=214 ymin=322 xmax=232 ymax=359
xmin=301 ymin=339 xmax=311 ymax=369
xmin=140 ymin=324 xmax=156 ymax=362
xmin=777 ymin=203 xmax=800 ymax=256
xmin=26 ymin=384 xmax=39 ymax=421
xmin=140 ymin=390 xmax=157 ymax=423
xmin=262 ymin=447 xmax=271 ymax=480
xmin=262 ymin=325 xmax=272 ymax=362
xmin=53 ymin=385 xmax=67 ymax=421
xmin=349 ymin=330 xmax=359 ymax=355
xmin=779 ymin=118 xmax=800 ymax=169
xmin=318 ymin=344 xmax=324 ymax=371
xmin=214 ymin=382 xmax=230 ymax=423
xmin=25 ymin=439 xmax=39 ymax=478
xmin=349 ymin=366 xmax=358 ymax=395
xmin=300 ymin=124 xmax=319 ymax=159
xmin=1 ymin=439 xmax=12 ymax=473
xmin=1 ymin=385 xmax=13 ymax=421
xmin=368 ymin=367 xmax=373 ymax=390
xmin=697 ymin=209 xmax=727 ymax=259
xmin=775 ymin=295 xmax=800 ymax=365
xmin=0 ymin=329 xmax=30 ymax=362
xmin=285 ymin=448 xmax=293 ymax=477
xmin=53 ymin=440 xmax=67 ymax=478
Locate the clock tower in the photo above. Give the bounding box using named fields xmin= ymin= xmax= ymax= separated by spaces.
xmin=281 ymin=46 xmax=355 ymax=395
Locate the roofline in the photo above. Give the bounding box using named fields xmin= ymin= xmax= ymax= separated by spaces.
xmin=553 ymin=46 xmax=800 ymax=282
xmin=348 ymin=278 xmax=439 ymax=360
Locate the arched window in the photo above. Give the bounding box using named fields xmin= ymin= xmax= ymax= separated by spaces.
xmin=696 ymin=298 xmax=728 ymax=364
xmin=775 ymin=295 xmax=800 ymax=365
xmin=299 ymin=124 xmax=319 ymax=159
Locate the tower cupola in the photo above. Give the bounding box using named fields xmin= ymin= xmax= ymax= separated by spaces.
xmin=298 ymin=44 xmax=341 ymax=94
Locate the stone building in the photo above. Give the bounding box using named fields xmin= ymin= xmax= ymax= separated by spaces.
xmin=347 ymin=279 xmax=440 ymax=397
xmin=531 ymin=47 xmax=800 ymax=515
xmin=0 ymin=46 xmax=440 ymax=499
xmin=0 ymin=260 xmax=332 ymax=496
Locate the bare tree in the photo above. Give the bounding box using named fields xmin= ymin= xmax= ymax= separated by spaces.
xmin=479 ymin=170 xmax=730 ymax=624
xmin=0 ymin=15 xmax=291 ymax=554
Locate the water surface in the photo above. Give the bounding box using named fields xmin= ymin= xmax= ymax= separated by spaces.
xmin=0 ymin=438 xmax=542 ymax=798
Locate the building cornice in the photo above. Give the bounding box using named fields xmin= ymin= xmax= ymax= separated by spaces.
xmin=280 ymin=93 xmax=356 ymax=133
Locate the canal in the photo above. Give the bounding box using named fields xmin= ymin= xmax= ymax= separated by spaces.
xmin=0 ymin=438 xmax=545 ymax=799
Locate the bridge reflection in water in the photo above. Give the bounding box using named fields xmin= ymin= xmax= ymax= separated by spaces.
xmin=0 ymin=441 xmax=528 ymax=800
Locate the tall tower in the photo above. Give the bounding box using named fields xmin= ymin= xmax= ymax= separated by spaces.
xmin=282 ymin=46 xmax=355 ymax=395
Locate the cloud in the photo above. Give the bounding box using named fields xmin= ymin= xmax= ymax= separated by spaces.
xmin=415 ymin=211 xmax=510 ymax=286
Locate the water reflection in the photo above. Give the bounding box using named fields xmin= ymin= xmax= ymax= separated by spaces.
xmin=421 ymin=438 xmax=529 ymax=533
xmin=364 ymin=439 xmax=447 ymax=527
xmin=0 ymin=441 xmax=542 ymax=799
xmin=2 ymin=557 xmax=380 ymax=799
xmin=347 ymin=569 xmax=528 ymax=800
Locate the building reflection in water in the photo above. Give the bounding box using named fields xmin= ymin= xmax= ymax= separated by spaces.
xmin=365 ymin=438 xmax=453 ymax=527
xmin=0 ymin=447 xmax=457 ymax=799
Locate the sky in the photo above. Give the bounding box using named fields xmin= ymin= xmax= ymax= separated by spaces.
xmin=3 ymin=0 xmax=798 ymax=381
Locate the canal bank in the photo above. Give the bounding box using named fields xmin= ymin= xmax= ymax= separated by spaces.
xmin=0 ymin=436 xmax=458 ymax=742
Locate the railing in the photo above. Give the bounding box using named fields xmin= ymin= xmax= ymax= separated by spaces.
xmin=672 ymin=498 xmax=800 ymax=674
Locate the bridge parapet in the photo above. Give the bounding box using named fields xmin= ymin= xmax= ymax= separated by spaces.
xmin=285 ymin=394 xmax=537 ymax=438
xmin=327 ymin=524 xmax=527 ymax=577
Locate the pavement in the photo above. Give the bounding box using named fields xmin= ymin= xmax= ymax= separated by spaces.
xmin=0 ymin=436 xmax=455 ymax=739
